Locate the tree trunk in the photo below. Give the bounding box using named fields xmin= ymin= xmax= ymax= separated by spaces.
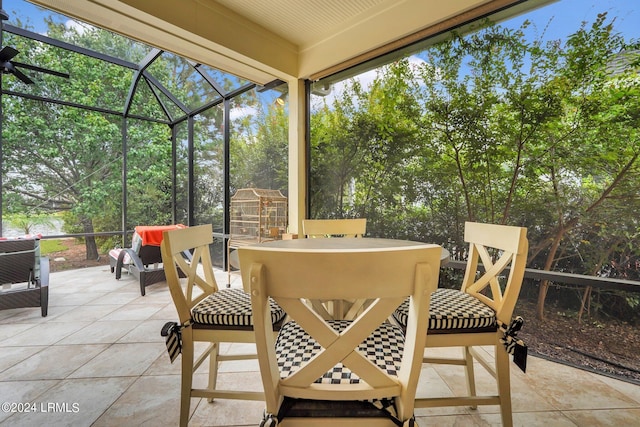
xmin=536 ymin=231 xmax=563 ymax=320
xmin=536 ymin=154 xmax=638 ymax=320
xmin=82 ymin=217 xmax=99 ymax=260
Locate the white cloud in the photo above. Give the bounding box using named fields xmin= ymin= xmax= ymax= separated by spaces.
xmin=229 ymin=106 xmax=257 ymax=121
xmin=312 ymin=55 xmax=429 ymax=107
xmin=65 ymin=19 xmax=92 ymax=34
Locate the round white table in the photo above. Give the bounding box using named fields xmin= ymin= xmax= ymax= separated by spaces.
xmin=230 ymin=238 xmax=449 ymax=268
xmin=236 ymin=238 xmax=449 ymax=319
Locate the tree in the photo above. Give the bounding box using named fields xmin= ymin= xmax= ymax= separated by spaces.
xmin=2 ymin=17 xmax=178 ymax=258
xmin=309 ymin=13 xmax=640 ymax=321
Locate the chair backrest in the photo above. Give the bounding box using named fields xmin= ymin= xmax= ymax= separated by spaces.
xmin=461 ymin=221 xmax=528 ymax=325
xmin=302 ymin=218 xmax=366 ymax=238
xmin=161 ymin=224 xmax=217 ymax=325
xmin=0 ymin=239 xmax=38 ymax=284
xmin=239 ymin=242 xmax=441 ymax=419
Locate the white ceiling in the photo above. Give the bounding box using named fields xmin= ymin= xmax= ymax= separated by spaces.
xmin=215 ymin=0 xmax=392 ymax=48
xmin=28 ymin=0 xmax=551 ymax=84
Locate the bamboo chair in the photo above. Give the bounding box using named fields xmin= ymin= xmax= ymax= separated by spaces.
xmin=239 ymin=241 xmax=442 ymax=426
xmin=302 ymin=218 xmax=367 ymax=319
xmin=160 ymin=224 xmax=286 ymax=427
xmin=392 ymin=221 xmax=528 ymax=427
xmin=302 ymin=218 xmax=366 ymax=238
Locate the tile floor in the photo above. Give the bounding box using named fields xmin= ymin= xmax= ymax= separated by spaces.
xmin=1 ymin=265 xmax=639 ymax=426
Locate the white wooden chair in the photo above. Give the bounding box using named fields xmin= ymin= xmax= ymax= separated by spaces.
xmin=302 ymin=218 xmax=366 ymax=238
xmin=302 ymin=218 xmax=367 ymax=319
xmin=392 ymin=221 xmax=528 ymax=427
xmin=160 ymin=224 xmax=286 ymax=427
xmin=239 ymin=241 xmax=442 ymax=426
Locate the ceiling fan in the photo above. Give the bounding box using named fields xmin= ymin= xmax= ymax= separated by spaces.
xmin=0 ymin=45 xmax=70 ymax=85
xmin=0 ymin=0 xmax=69 ymax=85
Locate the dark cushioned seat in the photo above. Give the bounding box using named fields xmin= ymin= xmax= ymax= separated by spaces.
xmin=393 ymin=288 xmax=497 ymax=334
xmin=192 ymin=288 xmax=285 ymax=327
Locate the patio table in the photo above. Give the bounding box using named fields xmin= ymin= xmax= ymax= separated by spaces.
xmin=239 ymin=237 xmax=448 ymax=319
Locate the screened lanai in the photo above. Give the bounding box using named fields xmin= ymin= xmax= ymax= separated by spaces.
xmin=0 ymin=0 xmax=291 ymax=266
xmin=21 ymin=0 xmax=555 ymax=234
xmin=2 ymin=0 xmax=559 ymax=255
xmin=1 ymin=0 xmax=557 ymax=267
xmin=1 ymin=2 xmax=640 ymax=425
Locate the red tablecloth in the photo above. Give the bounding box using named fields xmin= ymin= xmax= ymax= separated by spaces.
xmin=134 ymin=224 xmax=186 ymax=247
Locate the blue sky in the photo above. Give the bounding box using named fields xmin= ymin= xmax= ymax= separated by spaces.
xmin=317 ymin=0 xmax=640 ymax=104
xmin=4 ymin=0 xmax=639 ymax=108
xmin=504 ymin=0 xmax=639 ymax=42
xmin=5 ymin=0 xmax=639 ymax=43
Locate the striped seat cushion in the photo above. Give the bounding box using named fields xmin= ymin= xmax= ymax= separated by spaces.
xmin=108 ymin=248 xmax=131 ymax=265
xmin=393 ymin=288 xmax=497 ymax=333
xmin=191 ymin=288 xmax=285 ymax=327
xmin=276 ymin=319 xmax=404 ymax=384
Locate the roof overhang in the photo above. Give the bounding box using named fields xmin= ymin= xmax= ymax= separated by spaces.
xmin=28 ymin=0 xmax=553 ymax=84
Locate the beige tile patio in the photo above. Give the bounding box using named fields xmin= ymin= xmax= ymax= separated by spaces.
xmin=562 ymin=408 xmax=640 ymax=426
xmin=2 ymin=321 xmax=91 ymax=346
xmin=68 ymin=342 xmax=166 ymax=378
xmin=1 ymin=265 xmax=638 ymax=427
xmin=1 ymin=377 xmax=136 ymax=427
xmin=1 ymin=344 xmax=109 ymax=380
xmin=521 ymin=356 xmax=639 ymax=411
xmin=0 ymin=380 xmax=59 ymax=423
xmin=116 ymin=318 xmax=170 ymax=343
xmin=0 ymin=345 xmax=43 ymax=372
xmin=47 ymin=304 xmax=122 ymax=323
xmin=99 ymin=303 xmax=166 ymax=321
xmin=58 ymin=320 xmax=141 ymax=345
xmin=92 ymin=375 xmax=182 ymax=427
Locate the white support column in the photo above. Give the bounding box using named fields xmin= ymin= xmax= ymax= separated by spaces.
xmin=287 ymin=78 xmax=307 ymax=234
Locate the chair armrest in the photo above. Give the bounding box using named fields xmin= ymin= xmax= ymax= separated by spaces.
xmin=40 ymin=257 xmax=50 ymax=287
xmin=115 ymin=248 xmax=144 ymax=279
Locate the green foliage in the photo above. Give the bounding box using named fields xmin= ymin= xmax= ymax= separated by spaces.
xmin=230 ymin=91 xmax=288 ymax=195
xmin=309 ymin=12 xmax=640 ymax=320
xmin=39 ymin=239 xmax=67 ymax=254
xmin=4 ymin=213 xmax=54 ymax=235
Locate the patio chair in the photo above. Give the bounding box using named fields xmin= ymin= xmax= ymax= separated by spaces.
xmin=392 ymin=221 xmax=528 ymax=427
xmin=302 ymin=218 xmax=367 ymax=238
xmin=302 ymin=218 xmax=368 ymax=319
xmin=239 ymin=240 xmax=442 ymax=426
xmin=160 ymin=224 xmax=286 ymax=427
xmin=111 ymin=225 xmax=187 ymax=296
xmin=108 ymin=231 xmax=142 ymax=275
xmin=0 ymin=237 xmax=49 ymax=317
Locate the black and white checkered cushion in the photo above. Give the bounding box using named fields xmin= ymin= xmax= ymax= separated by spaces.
xmin=276 ymin=320 xmax=404 ymax=384
xmin=191 ymin=288 xmax=285 ymax=327
xmin=393 ymin=288 xmax=497 ymax=332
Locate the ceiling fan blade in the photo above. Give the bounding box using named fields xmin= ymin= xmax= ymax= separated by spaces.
xmin=12 ymin=61 xmax=69 ymax=79
xmin=0 ymin=46 xmax=19 ymax=62
xmin=10 ymin=66 xmax=35 ymax=84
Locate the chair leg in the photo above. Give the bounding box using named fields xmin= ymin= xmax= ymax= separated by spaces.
xmin=495 ymin=344 xmax=513 ymax=427
xmin=180 ymin=336 xmax=195 ymax=427
xmin=40 ymin=286 xmax=49 ymax=317
xmin=138 ymin=270 xmax=147 ymax=296
xmin=207 ymin=343 xmax=220 ymax=402
xmin=463 ymin=346 xmax=477 ymax=409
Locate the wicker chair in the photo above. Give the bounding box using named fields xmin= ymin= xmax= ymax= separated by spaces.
xmin=0 ymin=238 xmax=49 ymax=317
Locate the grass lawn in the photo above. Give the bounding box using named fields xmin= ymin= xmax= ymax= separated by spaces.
xmin=39 ymin=239 xmax=68 ymax=255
